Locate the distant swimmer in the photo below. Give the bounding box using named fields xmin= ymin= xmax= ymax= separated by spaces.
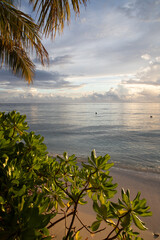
xmin=150 ymin=115 xmax=153 ymax=118
xmin=95 ymin=112 xmax=97 ymax=115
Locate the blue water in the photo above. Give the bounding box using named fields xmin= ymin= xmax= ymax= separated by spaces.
xmin=0 ymin=102 xmax=160 ymax=173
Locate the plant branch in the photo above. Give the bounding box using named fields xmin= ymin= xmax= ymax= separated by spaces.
xmin=47 ymin=211 xmax=74 ymax=229
xmin=65 ymin=170 xmax=98 ymax=239
xmin=107 ymin=228 xmax=123 ymax=240
xmin=54 ymin=176 xmax=75 ymax=202
xmin=65 ymin=203 xmax=78 ymax=239
xmin=103 ymin=210 xmax=131 ymax=240
xmin=76 ymin=213 xmax=106 ymax=234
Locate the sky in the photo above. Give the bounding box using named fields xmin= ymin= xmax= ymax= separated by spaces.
xmin=1 ymin=0 xmax=160 ymax=103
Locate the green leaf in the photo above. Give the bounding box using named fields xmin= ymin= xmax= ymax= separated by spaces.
xmin=121 ymin=212 xmax=131 ymax=228
xmin=91 ymin=149 xmax=96 ymax=161
xmin=93 ymin=201 xmax=99 ymax=213
xmin=91 ymin=220 xmax=101 ymax=231
xmin=11 ymin=180 xmax=19 ymax=186
xmin=134 ymin=192 xmax=141 ymax=203
xmin=136 ymin=211 xmax=152 ymax=217
xmin=63 ymin=152 xmax=68 ymax=160
xmin=132 ymin=213 xmax=147 ymax=230
xmin=99 ymin=192 xmax=105 ymax=204
xmin=104 ymin=163 xmax=114 ymax=170
xmin=111 ymin=202 xmax=124 ymax=210
xmin=91 ymin=194 xmax=97 ymax=201
xmin=0 ymin=196 xmax=5 ymax=204
xmin=57 ymin=197 xmax=66 ymax=208
xmin=18 ymin=196 xmax=25 ymax=211
xmin=121 ymin=188 xmax=130 ymax=207
xmin=78 ymin=199 xmax=87 ymax=205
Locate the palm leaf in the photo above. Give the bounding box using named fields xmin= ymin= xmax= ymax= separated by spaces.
xmin=0 ymin=36 xmax=34 ymax=83
xmin=0 ymin=0 xmax=48 ymax=82
xmin=30 ymin=0 xmax=88 ymax=37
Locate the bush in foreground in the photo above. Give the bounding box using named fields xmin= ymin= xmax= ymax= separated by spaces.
xmin=0 ymin=111 xmax=152 ymax=240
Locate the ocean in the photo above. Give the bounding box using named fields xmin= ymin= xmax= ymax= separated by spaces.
xmin=0 ymin=102 xmax=160 ymax=174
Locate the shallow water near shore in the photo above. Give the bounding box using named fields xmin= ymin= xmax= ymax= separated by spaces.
xmin=0 ymin=102 xmax=160 ymax=174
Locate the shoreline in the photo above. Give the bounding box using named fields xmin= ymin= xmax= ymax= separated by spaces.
xmin=48 ymin=152 xmax=160 ymax=175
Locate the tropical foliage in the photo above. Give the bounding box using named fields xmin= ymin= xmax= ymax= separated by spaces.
xmin=0 ymin=111 xmax=152 ymax=239
xmin=29 ymin=0 xmax=88 ymax=37
xmin=0 ymin=0 xmax=88 ymax=82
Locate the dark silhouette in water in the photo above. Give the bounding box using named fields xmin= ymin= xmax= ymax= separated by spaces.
xmin=153 ymin=233 xmax=159 ymax=239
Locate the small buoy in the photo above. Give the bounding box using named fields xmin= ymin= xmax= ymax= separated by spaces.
xmin=95 ymin=112 xmax=97 ymax=115
xmin=150 ymin=115 xmax=153 ymax=118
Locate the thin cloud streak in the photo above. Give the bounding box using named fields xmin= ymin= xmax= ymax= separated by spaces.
xmin=33 ymin=55 xmax=73 ymax=66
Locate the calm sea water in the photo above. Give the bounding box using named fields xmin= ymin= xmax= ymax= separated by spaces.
xmin=0 ymin=102 xmax=160 ymax=173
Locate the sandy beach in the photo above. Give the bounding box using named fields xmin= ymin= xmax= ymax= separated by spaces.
xmin=110 ymin=168 xmax=160 ymax=240
xmin=50 ymin=167 xmax=160 ymax=239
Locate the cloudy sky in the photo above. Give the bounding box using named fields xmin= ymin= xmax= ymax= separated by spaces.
xmin=1 ymin=0 xmax=160 ymax=103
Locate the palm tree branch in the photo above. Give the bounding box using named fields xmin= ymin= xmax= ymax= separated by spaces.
xmin=0 ymin=0 xmax=48 ymax=82
xmin=0 ymin=36 xmax=34 ymax=83
xmin=29 ymin=0 xmax=88 ymax=37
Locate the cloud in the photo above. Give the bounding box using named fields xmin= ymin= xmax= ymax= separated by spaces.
xmin=0 ymin=82 xmax=159 ymax=103
xmin=33 ymin=55 xmax=73 ymax=65
xmin=120 ymin=0 xmax=160 ymax=22
xmin=25 ymin=0 xmax=160 ymax=79
xmin=77 ymin=85 xmax=160 ymax=103
xmin=81 ymin=88 xmax=122 ymax=103
xmin=1 ymin=0 xmax=160 ymax=103
xmin=49 ymin=55 xmax=73 ymax=65
xmin=0 ymin=69 xmax=84 ymax=90
xmin=33 ymin=70 xmax=85 ymax=89
xmin=122 ymin=57 xmax=160 ymax=86
xmin=73 ymin=84 xmax=160 ymax=103
xmin=141 ymin=54 xmax=151 ymax=61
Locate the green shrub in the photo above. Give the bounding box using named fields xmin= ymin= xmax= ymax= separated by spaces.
xmin=0 ymin=111 xmax=151 ymax=240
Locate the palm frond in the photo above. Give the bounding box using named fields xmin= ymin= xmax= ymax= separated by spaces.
xmin=0 ymin=0 xmax=88 ymax=82
xmin=0 ymin=36 xmax=34 ymax=83
xmin=0 ymin=0 xmax=48 ymax=82
xmin=30 ymin=0 xmax=88 ymax=37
